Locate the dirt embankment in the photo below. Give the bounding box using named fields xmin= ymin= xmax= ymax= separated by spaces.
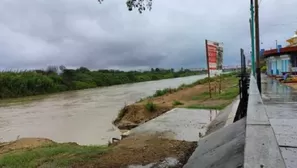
xmin=0 ymin=136 xmax=196 ymax=168
xmin=0 ymin=138 xmax=55 ymax=155
xmin=114 ymin=75 xmax=238 ymax=130
xmin=83 ymin=134 xmax=196 ymax=168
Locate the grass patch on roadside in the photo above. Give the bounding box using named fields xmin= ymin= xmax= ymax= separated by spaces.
xmin=0 ymin=143 xmax=109 ymax=168
xmin=145 ymin=102 xmax=157 ymax=112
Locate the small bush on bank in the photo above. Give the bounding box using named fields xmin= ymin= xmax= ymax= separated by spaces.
xmin=145 ymin=102 xmax=157 ymax=112
xmin=172 ymin=100 xmax=184 ymax=106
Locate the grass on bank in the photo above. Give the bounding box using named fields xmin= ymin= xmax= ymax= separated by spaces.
xmin=151 ymin=73 xmax=237 ymax=98
xmin=186 ymin=77 xmax=239 ymax=110
xmin=0 ymin=144 xmax=109 ymax=168
xmin=191 ymin=86 xmax=238 ymax=101
xmin=172 ymin=100 xmax=184 ymax=106
xmin=145 ymin=102 xmax=157 ymax=112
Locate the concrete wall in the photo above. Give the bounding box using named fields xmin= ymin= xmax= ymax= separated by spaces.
xmin=244 ymin=75 xmax=286 ymax=168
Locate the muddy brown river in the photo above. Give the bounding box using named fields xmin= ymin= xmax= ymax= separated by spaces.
xmin=0 ymin=75 xmax=207 ymax=145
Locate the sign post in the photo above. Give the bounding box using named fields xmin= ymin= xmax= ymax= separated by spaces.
xmin=205 ymin=39 xmax=224 ymax=98
xmin=205 ymin=40 xmax=212 ymax=98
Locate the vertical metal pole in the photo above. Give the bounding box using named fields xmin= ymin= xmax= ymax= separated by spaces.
xmin=250 ymin=0 xmax=256 ymax=77
xmin=205 ymin=39 xmax=212 ymax=98
xmin=255 ymin=0 xmax=262 ymax=93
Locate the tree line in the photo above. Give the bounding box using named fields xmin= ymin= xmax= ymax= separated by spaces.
xmin=0 ymin=66 xmax=206 ymax=99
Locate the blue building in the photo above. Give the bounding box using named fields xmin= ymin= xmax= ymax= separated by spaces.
xmin=264 ymin=31 xmax=297 ymax=76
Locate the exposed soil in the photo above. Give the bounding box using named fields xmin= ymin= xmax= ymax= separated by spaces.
xmin=1 ymin=135 xmax=196 ymax=168
xmin=114 ymin=76 xmax=237 ymax=130
xmin=75 ymin=134 xmax=197 ymax=168
xmin=0 ymin=138 xmax=55 ymax=155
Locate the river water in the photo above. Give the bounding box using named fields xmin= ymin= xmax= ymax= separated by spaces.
xmin=0 ymin=75 xmax=207 ymax=145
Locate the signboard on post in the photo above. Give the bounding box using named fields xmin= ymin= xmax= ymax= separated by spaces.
xmin=205 ymin=39 xmax=224 ymax=98
xmin=206 ymin=40 xmax=223 ymax=76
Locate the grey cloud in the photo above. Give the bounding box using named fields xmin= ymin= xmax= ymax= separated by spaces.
xmin=1 ymin=0 xmax=297 ymax=70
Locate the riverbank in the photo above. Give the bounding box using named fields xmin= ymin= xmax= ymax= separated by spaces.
xmin=114 ymin=73 xmax=239 ymax=130
xmin=0 ymin=68 xmax=205 ymax=99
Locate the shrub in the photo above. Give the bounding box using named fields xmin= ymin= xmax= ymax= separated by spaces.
xmin=173 ymin=100 xmax=184 ymax=106
xmin=145 ymin=102 xmax=157 ymax=112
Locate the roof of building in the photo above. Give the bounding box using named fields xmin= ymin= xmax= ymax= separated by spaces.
xmin=263 ymin=46 xmax=297 ymax=58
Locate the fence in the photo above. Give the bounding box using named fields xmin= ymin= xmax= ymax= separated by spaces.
xmin=234 ymin=49 xmax=250 ymax=122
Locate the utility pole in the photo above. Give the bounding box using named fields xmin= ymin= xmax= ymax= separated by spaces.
xmin=255 ymin=0 xmax=262 ymax=93
xmin=250 ymin=0 xmax=256 ymax=77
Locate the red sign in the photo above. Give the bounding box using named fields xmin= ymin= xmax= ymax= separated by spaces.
xmin=207 ymin=42 xmax=218 ymax=70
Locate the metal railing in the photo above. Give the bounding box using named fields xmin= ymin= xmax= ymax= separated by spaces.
xmin=234 ymin=49 xmax=250 ymax=122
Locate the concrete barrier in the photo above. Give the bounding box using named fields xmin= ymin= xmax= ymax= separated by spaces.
xmin=244 ymin=75 xmax=286 ymax=168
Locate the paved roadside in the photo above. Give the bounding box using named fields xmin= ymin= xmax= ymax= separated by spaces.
xmin=261 ymin=75 xmax=297 ymax=168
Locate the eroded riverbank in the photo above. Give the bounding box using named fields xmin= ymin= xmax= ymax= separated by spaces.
xmin=114 ymin=73 xmax=239 ymax=130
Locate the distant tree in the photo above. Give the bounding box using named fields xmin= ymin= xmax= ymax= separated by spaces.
xmin=77 ymin=67 xmax=90 ymax=73
xmin=46 ymin=65 xmax=58 ymax=74
xmin=59 ymin=65 xmax=66 ymax=71
xmin=151 ymin=68 xmax=155 ymax=72
xmin=155 ymin=68 xmax=160 ymax=72
xmin=97 ymin=0 xmax=152 ymax=13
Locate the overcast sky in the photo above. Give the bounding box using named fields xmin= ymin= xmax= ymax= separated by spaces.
xmin=0 ymin=0 xmax=297 ymax=70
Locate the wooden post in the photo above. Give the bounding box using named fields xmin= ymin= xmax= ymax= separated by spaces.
xmin=205 ymin=39 xmax=212 ymax=98
xmin=219 ymin=74 xmax=222 ymax=94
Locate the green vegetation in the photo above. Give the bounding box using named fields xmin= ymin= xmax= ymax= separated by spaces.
xmin=150 ymin=72 xmax=237 ymax=99
xmin=145 ymin=102 xmax=157 ymax=112
xmin=192 ymin=86 xmax=238 ymax=101
xmin=187 ymin=104 xmax=228 ymax=110
xmin=153 ymin=88 xmax=178 ymax=97
xmin=0 ymin=67 xmax=206 ymax=99
xmin=172 ymin=100 xmax=184 ymax=106
xmin=0 ymin=143 xmax=109 ymax=168
xmin=187 ymin=74 xmax=239 ymax=110
xmin=261 ymin=65 xmax=267 ymax=73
